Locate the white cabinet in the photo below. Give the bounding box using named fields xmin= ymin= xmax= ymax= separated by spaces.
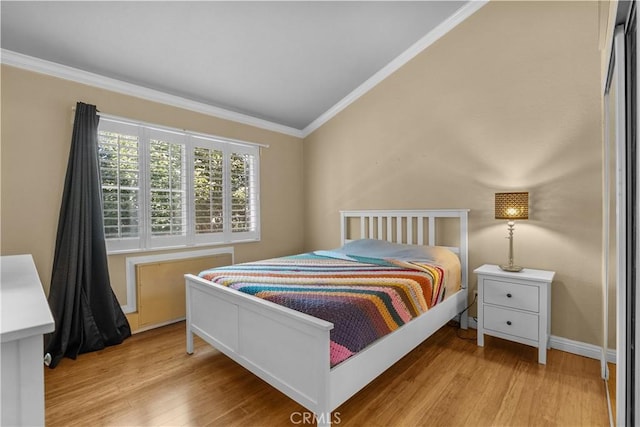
xmin=475 ymin=264 xmax=554 ymax=364
xmin=1 ymin=255 xmax=55 ymax=426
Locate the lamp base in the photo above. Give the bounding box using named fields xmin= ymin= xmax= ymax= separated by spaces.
xmin=499 ymin=264 xmax=524 ymax=272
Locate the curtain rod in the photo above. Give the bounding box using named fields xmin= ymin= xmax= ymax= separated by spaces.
xmin=71 ymin=106 xmax=270 ymax=149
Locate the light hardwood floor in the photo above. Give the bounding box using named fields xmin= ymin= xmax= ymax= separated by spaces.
xmin=45 ymin=322 xmax=609 ymax=426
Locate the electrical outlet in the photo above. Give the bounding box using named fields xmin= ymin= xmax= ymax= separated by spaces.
xmin=474 ymin=290 xmax=478 ymax=297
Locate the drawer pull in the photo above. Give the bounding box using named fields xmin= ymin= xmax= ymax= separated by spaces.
xmin=506 ymin=321 xmax=512 ymax=326
xmin=506 ymin=293 xmax=512 ymax=298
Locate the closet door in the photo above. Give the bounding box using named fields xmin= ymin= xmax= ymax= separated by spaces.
xmin=604 ymin=23 xmax=628 ymax=427
xmin=604 ymin=3 xmax=638 ymax=422
xmin=613 ymin=27 xmax=628 ymax=427
xmin=625 ymin=7 xmax=638 ymax=423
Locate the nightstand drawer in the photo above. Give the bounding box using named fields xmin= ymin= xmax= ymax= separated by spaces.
xmin=483 ymin=279 xmax=539 ymax=312
xmin=483 ymin=305 xmax=538 ymax=341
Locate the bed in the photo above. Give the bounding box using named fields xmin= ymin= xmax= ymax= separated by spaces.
xmin=185 ymin=209 xmax=469 ymax=426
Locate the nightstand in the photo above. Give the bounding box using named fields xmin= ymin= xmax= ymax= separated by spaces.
xmin=474 ymin=264 xmax=555 ymax=364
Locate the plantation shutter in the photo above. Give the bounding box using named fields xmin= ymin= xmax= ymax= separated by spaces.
xmin=97 ymin=119 xmax=142 ymax=252
xmin=147 ymin=128 xmax=187 ymax=248
xmin=229 ymin=146 xmax=260 ymax=241
xmin=192 ymin=137 xmax=225 ymax=245
xmin=97 ymin=115 xmax=262 ymax=252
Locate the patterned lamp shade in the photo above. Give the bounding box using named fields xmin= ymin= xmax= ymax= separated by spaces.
xmin=495 ymin=192 xmax=529 ymax=220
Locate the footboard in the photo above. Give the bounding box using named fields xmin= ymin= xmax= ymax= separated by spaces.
xmin=185 ymin=274 xmax=334 ymax=415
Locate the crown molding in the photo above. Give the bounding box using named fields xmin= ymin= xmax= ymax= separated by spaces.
xmin=1 ymin=1 xmax=485 ymax=141
xmin=301 ymin=0 xmax=488 ymax=138
xmin=0 ymin=49 xmax=304 ymax=138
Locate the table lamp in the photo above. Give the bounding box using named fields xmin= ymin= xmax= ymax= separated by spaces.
xmin=495 ymin=192 xmax=529 ymax=272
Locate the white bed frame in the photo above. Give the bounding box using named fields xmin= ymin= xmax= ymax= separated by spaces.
xmin=185 ymin=209 xmax=469 ymax=426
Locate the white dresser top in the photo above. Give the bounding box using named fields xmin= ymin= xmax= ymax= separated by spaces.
xmin=1 ymin=255 xmax=55 ymax=343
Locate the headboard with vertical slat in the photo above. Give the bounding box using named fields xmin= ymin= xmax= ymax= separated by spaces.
xmin=340 ymin=209 xmax=469 ymax=290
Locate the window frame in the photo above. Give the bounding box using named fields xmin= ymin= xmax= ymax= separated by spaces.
xmin=97 ymin=117 xmax=261 ymax=254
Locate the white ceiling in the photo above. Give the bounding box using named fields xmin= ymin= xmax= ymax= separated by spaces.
xmin=1 ymin=1 xmax=472 ymax=134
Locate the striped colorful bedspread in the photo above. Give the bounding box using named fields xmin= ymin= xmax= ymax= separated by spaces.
xmin=199 ymin=247 xmax=459 ymax=367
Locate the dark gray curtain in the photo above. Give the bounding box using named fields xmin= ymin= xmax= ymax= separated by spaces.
xmin=44 ymin=102 xmax=130 ymax=368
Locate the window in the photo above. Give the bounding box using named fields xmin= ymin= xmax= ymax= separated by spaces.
xmin=98 ymin=118 xmax=260 ymax=253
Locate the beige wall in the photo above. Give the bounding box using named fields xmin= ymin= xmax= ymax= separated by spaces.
xmin=599 ymin=1 xmax=618 ymax=83
xmin=0 ymin=65 xmax=305 ymax=306
xmin=303 ymin=1 xmax=604 ymax=345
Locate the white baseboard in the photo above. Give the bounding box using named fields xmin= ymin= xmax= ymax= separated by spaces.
xmin=549 ymin=335 xmax=603 ymax=360
xmin=132 ymin=317 xmax=185 ymax=334
xmin=465 ymin=317 xmax=617 ymax=364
